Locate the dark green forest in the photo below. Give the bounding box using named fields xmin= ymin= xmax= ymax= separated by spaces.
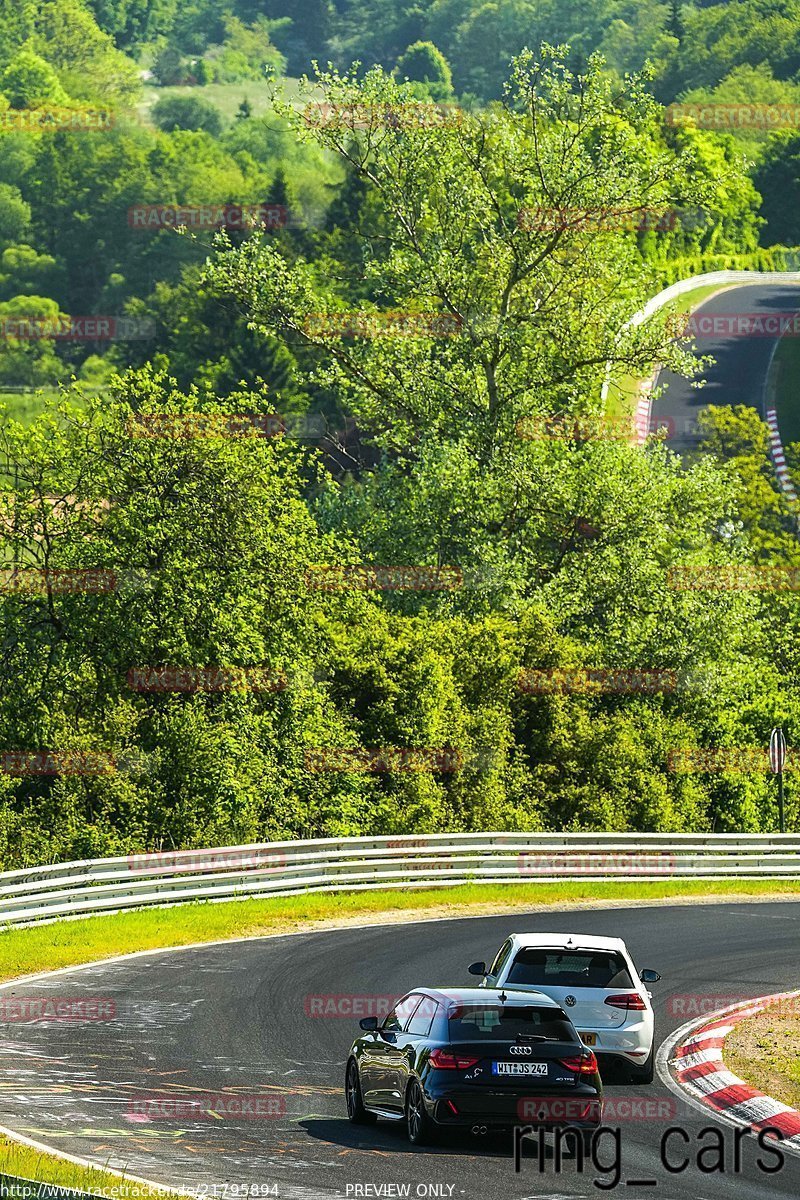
xmin=1 ymin=1 xmax=800 ymax=866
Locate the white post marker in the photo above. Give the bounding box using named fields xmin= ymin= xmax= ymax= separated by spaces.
xmin=770 ymin=726 xmax=787 ymax=833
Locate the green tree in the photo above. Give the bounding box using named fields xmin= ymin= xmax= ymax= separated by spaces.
xmin=0 ymin=293 xmax=67 ymax=385
xmin=203 ymin=56 xmax=778 ymax=841
xmin=212 ymin=15 xmax=287 ymax=82
xmin=0 ymin=185 xmax=30 ymax=243
xmin=754 ymin=131 xmax=800 ymax=245
xmin=240 ymin=0 xmax=332 ymax=72
xmin=87 ymin=0 xmax=178 ymax=48
xmin=0 ymin=369 xmax=353 ymax=864
xmin=152 ymin=94 xmax=224 ymax=135
xmin=0 ymin=46 xmax=68 ymax=108
xmin=395 ymin=40 xmax=454 ymax=100
xmin=193 ymin=56 xmax=213 ymax=84
xmin=0 ymin=0 xmax=35 ymax=67
xmin=152 ymin=43 xmax=186 ymax=86
xmin=0 ymin=244 xmax=62 ymax=301
xmin=666 ymin=0 xmax=684 ymax=42
xmin=32 ymin=0 xmax=140 ymax=107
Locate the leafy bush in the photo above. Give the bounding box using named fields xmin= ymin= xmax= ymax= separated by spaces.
xmin=152 ymin=93 xmax=223 ymax=135
xmin=0 ymin=45 xmax=68 ymax=107
xmin=395 ymin=40 xmax=454 ymax=101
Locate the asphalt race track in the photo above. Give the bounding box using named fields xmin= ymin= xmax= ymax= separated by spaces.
xmin=1 ymin=902 xmax=800 ymax=1199
xmin=650 ymin=282 xmax=800 ymax=452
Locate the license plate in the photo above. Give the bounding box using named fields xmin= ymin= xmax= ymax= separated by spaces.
xmin=492 ymin=1061 xmax=548 ymax=1076
xmin=580 ymin=1032 xmax=597 ymax=1046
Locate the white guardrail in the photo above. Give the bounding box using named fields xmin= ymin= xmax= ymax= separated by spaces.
xmin=2 ymin=833 xmax=800 ymax=929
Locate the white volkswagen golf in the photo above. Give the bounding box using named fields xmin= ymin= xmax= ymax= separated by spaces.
xmin=468 ymin=933 xmax=659 ymax=1083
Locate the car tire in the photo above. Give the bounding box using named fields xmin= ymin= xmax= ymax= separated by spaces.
xmin=628 ymin=1046 xmax=655 ymax=1084
xmin=406 ymin=1079 xmax=435 ymax=1145
xmin=346 ymin=1059 xmax=376 ymax=1124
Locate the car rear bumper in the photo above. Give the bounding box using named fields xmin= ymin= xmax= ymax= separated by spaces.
xmin=581 ymin=1022 xmax=653 ymax=1064
xmin=426 ymin=1086 xmax=603 ymax=1128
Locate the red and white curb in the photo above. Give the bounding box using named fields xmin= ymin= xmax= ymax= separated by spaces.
xmin=766 ymin=407 xmax=799 ymax=504
xmin=657 ymin=990 xmax=800 ymax=1152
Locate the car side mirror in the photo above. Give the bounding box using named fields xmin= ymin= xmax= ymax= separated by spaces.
xmin=468 ymin=961 xmax=487 ymax=976
xmin=359 ymin=1016 xmax=379 ymax=1031
xmin=640 ymin=969 xmax=661 ymax=984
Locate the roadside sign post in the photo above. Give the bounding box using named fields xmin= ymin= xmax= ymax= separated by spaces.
xmin=769 ymin=727 xmax=787 ymax=833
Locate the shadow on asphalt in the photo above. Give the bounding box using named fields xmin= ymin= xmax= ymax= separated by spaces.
xmin=300 ymin=1117 xmax=589 ymax=1161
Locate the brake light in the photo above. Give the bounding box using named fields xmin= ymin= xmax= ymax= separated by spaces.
xmin=429 ymin=1049 xmax=480 ymax=1070
xmin=559 ymin=1051 xmax=598 ymax=1074
xmin=604 ymin=993 xmax=647 ymax=1010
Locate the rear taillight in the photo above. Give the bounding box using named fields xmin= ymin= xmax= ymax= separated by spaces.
xmin=429 ymin=1049 xmax=480 ymax=1070
xmin=560 ymin=1051 xmax=599 ymax=1075
xmin=604 ymin=993 xmax=647 ymax=1011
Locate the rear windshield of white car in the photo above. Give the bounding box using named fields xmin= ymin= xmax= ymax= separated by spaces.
xmin=506 ymin=949 xmax=634 ymax=989
xmin=447 ymin=1004 xmax=577 ymax=1043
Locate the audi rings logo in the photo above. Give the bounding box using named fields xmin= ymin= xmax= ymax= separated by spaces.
xmin=510 ymin=1045 xmax=532 ymax=1055
xmin=565 ymin=995 xmax=577 ymax=1007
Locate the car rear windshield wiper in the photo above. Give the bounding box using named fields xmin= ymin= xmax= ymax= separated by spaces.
xmin=516 ymin=1034 xmax=558 ymax=1042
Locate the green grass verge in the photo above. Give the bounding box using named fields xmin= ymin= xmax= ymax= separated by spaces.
xmin=0 ymin=1146 xmax=179 ymax=1199
xmin=668 ymin=282 xmax=734 ymax=316
xmin=6 ymin=879 xmax=800 ymax=985
xmin=724 ymin=999 xmax=800 ymax=1111
xmin=768 ymin=322 xmax=800 ymax=444
xmin=3 ymin=877 xmax=800 ymax=1195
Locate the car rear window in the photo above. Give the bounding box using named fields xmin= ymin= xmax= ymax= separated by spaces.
xmin=506 ymin=949 xmax=634 ymax=989
xmin=447 ymin=1004 xmax=577 ymax=1043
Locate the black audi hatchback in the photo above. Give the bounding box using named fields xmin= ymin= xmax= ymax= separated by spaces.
xmin=345 ymin=986 xmax=603 ymax=1145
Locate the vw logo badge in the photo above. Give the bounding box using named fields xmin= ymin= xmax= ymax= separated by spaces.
xmin=565 ymin=995 xmax=577 ymax=1007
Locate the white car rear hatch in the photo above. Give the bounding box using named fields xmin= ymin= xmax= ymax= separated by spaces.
xmin=500 ymin=946 xmax=638 ymax=1030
